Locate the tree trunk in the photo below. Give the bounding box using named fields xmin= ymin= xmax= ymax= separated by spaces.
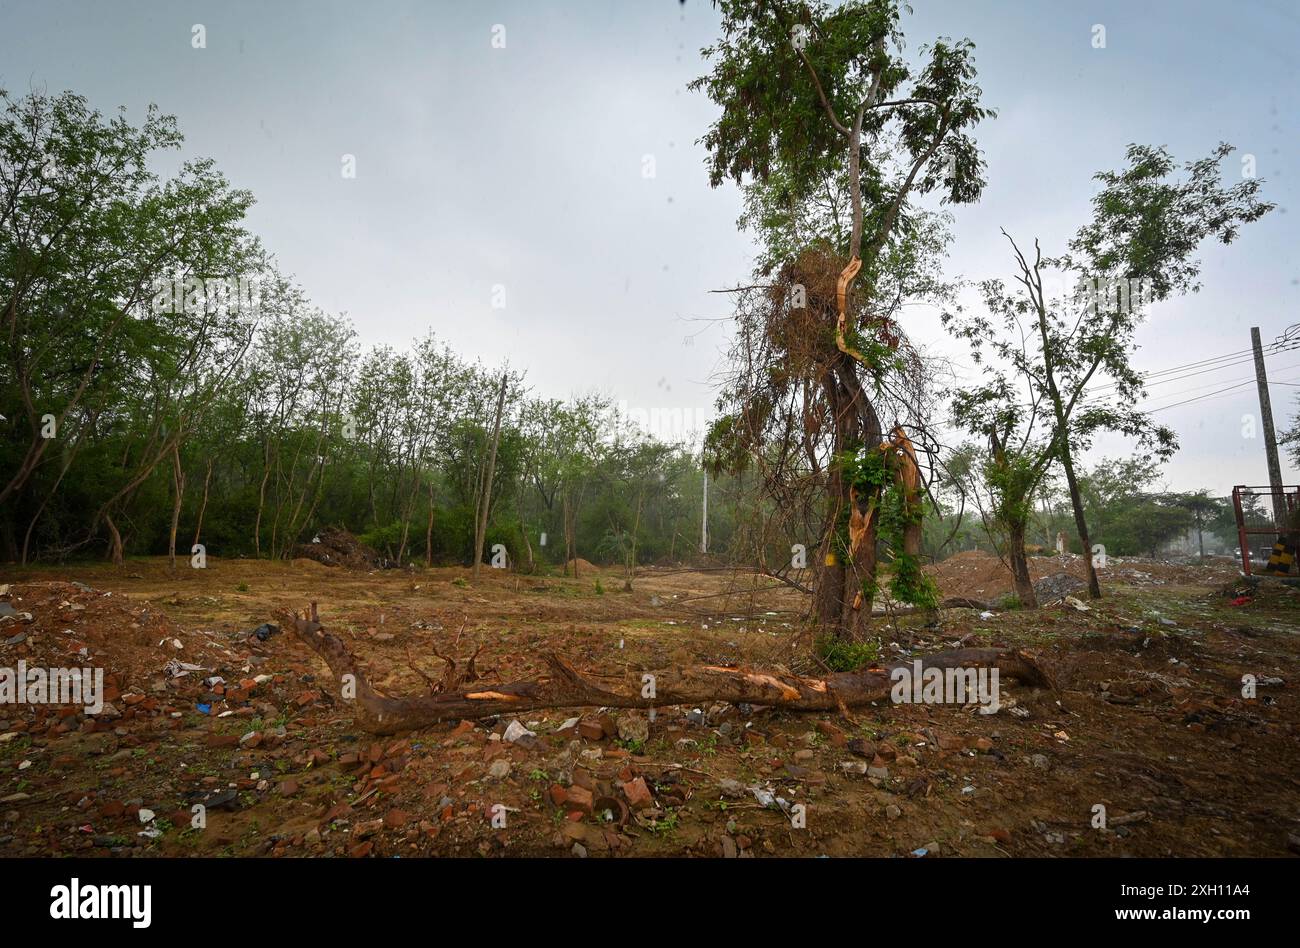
xmin=624 ymin=492 xmax=644 ymax=591
xmin=519 ymin=503 xmax=535 ymax=575
xmin=815 ymin=426 xmax=847 ymax=627
xmin=104 ymin=512 xmax=124 ymax=568
xmin=193 ymin=457 xmax=214 ymax=549
xmin=473 ymin=372 xmax=509 ymax=577
xmin=1058 ymin=447 xmax=1101 ymax=598
xmin=1007 ymin=519 xmax=1038 ymax=607
xmin=281 ymin=602 xmax=1054 ymax=735
xmin=168 ymin=444 xmax=185 ymax=573
xmin=254 ymin=458 xmax=271 ymax=558
xmin=562 ymin=492 xmax=578 ymax=577
xmin=425 ymin=479 xmax=436 ymax=568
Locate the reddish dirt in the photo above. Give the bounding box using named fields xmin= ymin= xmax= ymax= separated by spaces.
xmin=0 ymin=556 xmax=1296 ymax=858
xmin=926 ymin=549 xmax=1243 ymax=601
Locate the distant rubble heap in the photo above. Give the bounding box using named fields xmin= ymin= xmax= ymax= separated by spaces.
xmin=293 ymin=528 xmax=394 ymax=570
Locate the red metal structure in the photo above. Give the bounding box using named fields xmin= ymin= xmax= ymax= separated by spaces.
xmin=1231 ymin=484 xmax=1300 ymax=575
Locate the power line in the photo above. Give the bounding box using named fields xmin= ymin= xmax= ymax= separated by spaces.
xmin=1143 ymin=366 xmax=1300 ymax=413
xmin=1133 ymin=372 xmax=1266 ymax=403
xmin=1090 ymin=338 xmax=1300 ymax=394
xmin=1145 ymin=379 xmax=1256 ymax=413
xmin=1087 ymin=323 xmax=1300 ymax=395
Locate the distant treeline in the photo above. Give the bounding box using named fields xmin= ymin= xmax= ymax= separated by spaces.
xmin=1 ymin=89 xmax=752 ymax=569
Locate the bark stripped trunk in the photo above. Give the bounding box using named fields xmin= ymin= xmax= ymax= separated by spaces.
xmin=281 ymin=602 xmax=1054 ymax=735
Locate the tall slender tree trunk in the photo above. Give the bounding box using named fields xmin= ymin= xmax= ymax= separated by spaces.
xmin=105 ymin=512 xmax=124 ymax=568
xmin=472 ymin=372 xmax=509 ymax=577
xmin=562 ymin=493 xmax=572 ymax=576
xmin=518 ymin=488 xmax=535 ymax=574
xmin=425 ymin=479 xmax=436 ymax=568
xmin=168 ymin=444 xmax=185 ymax=573
xmin=1035 ymin=306 xmax=1102 ymax=600
xmin=1057 ymin=447 xmax=1100 ymax=598
xmin=193 ymin=457 xmax=214 ymax=548
xmin=23 ymin=466 xmax=69 ymax=565
xmin=624 ymin=492 xmax=644 ymax=591
xmin=254 ymin=455 xmax=271 ymax=557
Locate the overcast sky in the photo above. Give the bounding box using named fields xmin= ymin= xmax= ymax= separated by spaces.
xmin=3 ymin=0 xmax=1297 ymax=495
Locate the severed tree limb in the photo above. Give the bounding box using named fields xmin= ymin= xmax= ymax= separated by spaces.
xmin=280 ymin=602 xmax=1055 ymax=735
xmin=834 ymin=256 xmax=866 ymax=363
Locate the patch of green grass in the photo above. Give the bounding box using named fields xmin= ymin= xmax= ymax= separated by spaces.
xmin=647 ymin=809 xmax=680 ymax=836
xmin=815 ymin=634 xmax=879 ymax=671
xmin=0 ymin=735 xmax=32 ymax=760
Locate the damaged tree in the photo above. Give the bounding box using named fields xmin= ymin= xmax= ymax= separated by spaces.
xmin=281 ymin=602 xmax=1053 ymax=735
xmin=943 ymin=145 xmax=1272 ymax=600
xmin=693 ymin=0 xmax=991 ymax=637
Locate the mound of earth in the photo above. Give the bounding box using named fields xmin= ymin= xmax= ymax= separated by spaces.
xmin=565 ymin=557 xmax=599 ymax=574
xmin=0 ymin=581 xmax=255 ymax=713
xmin=924 ymin=549 xmax=1241 ymax=600
xmin=293 ymin=528 xmax=387 ymax=569
xmin=1032 ymin=571 xmax=1087 ymax=603
xmin=288 ymin=557 xmax=333 ymax=572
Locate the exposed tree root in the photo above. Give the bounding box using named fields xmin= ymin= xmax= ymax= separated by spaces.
xmin=280 ymin=602 xmax=1056 ymax=735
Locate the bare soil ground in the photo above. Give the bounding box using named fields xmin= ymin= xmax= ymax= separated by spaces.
xmin=0 ymin=552 xmax=1296 ymax=858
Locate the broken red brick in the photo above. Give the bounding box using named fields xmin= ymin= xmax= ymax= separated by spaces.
xmin=817 ymin=721 xmax=848 ymax=747
xmin=621 ymin=777 xmax=652 ymax=811
xmin=565 ymin=784 xmax=594 ymax=814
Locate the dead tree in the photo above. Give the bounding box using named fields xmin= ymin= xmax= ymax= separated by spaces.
xmin=281 ymin=602 xmax=1054 ymax=735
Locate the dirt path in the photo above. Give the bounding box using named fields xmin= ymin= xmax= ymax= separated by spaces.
xmin=1 ymin=557 xmax=1295 ymax=858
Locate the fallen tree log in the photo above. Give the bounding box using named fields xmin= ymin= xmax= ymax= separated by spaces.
xmin=281 ymin=602 xmax=1055 ymax=735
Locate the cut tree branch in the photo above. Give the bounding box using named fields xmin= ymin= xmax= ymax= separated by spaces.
xmin=280 ymin=602 xmax=1055 ymax=735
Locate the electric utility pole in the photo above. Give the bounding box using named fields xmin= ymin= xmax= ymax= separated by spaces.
xmin=1251 ymin=326 xmax=1286 ymax=526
